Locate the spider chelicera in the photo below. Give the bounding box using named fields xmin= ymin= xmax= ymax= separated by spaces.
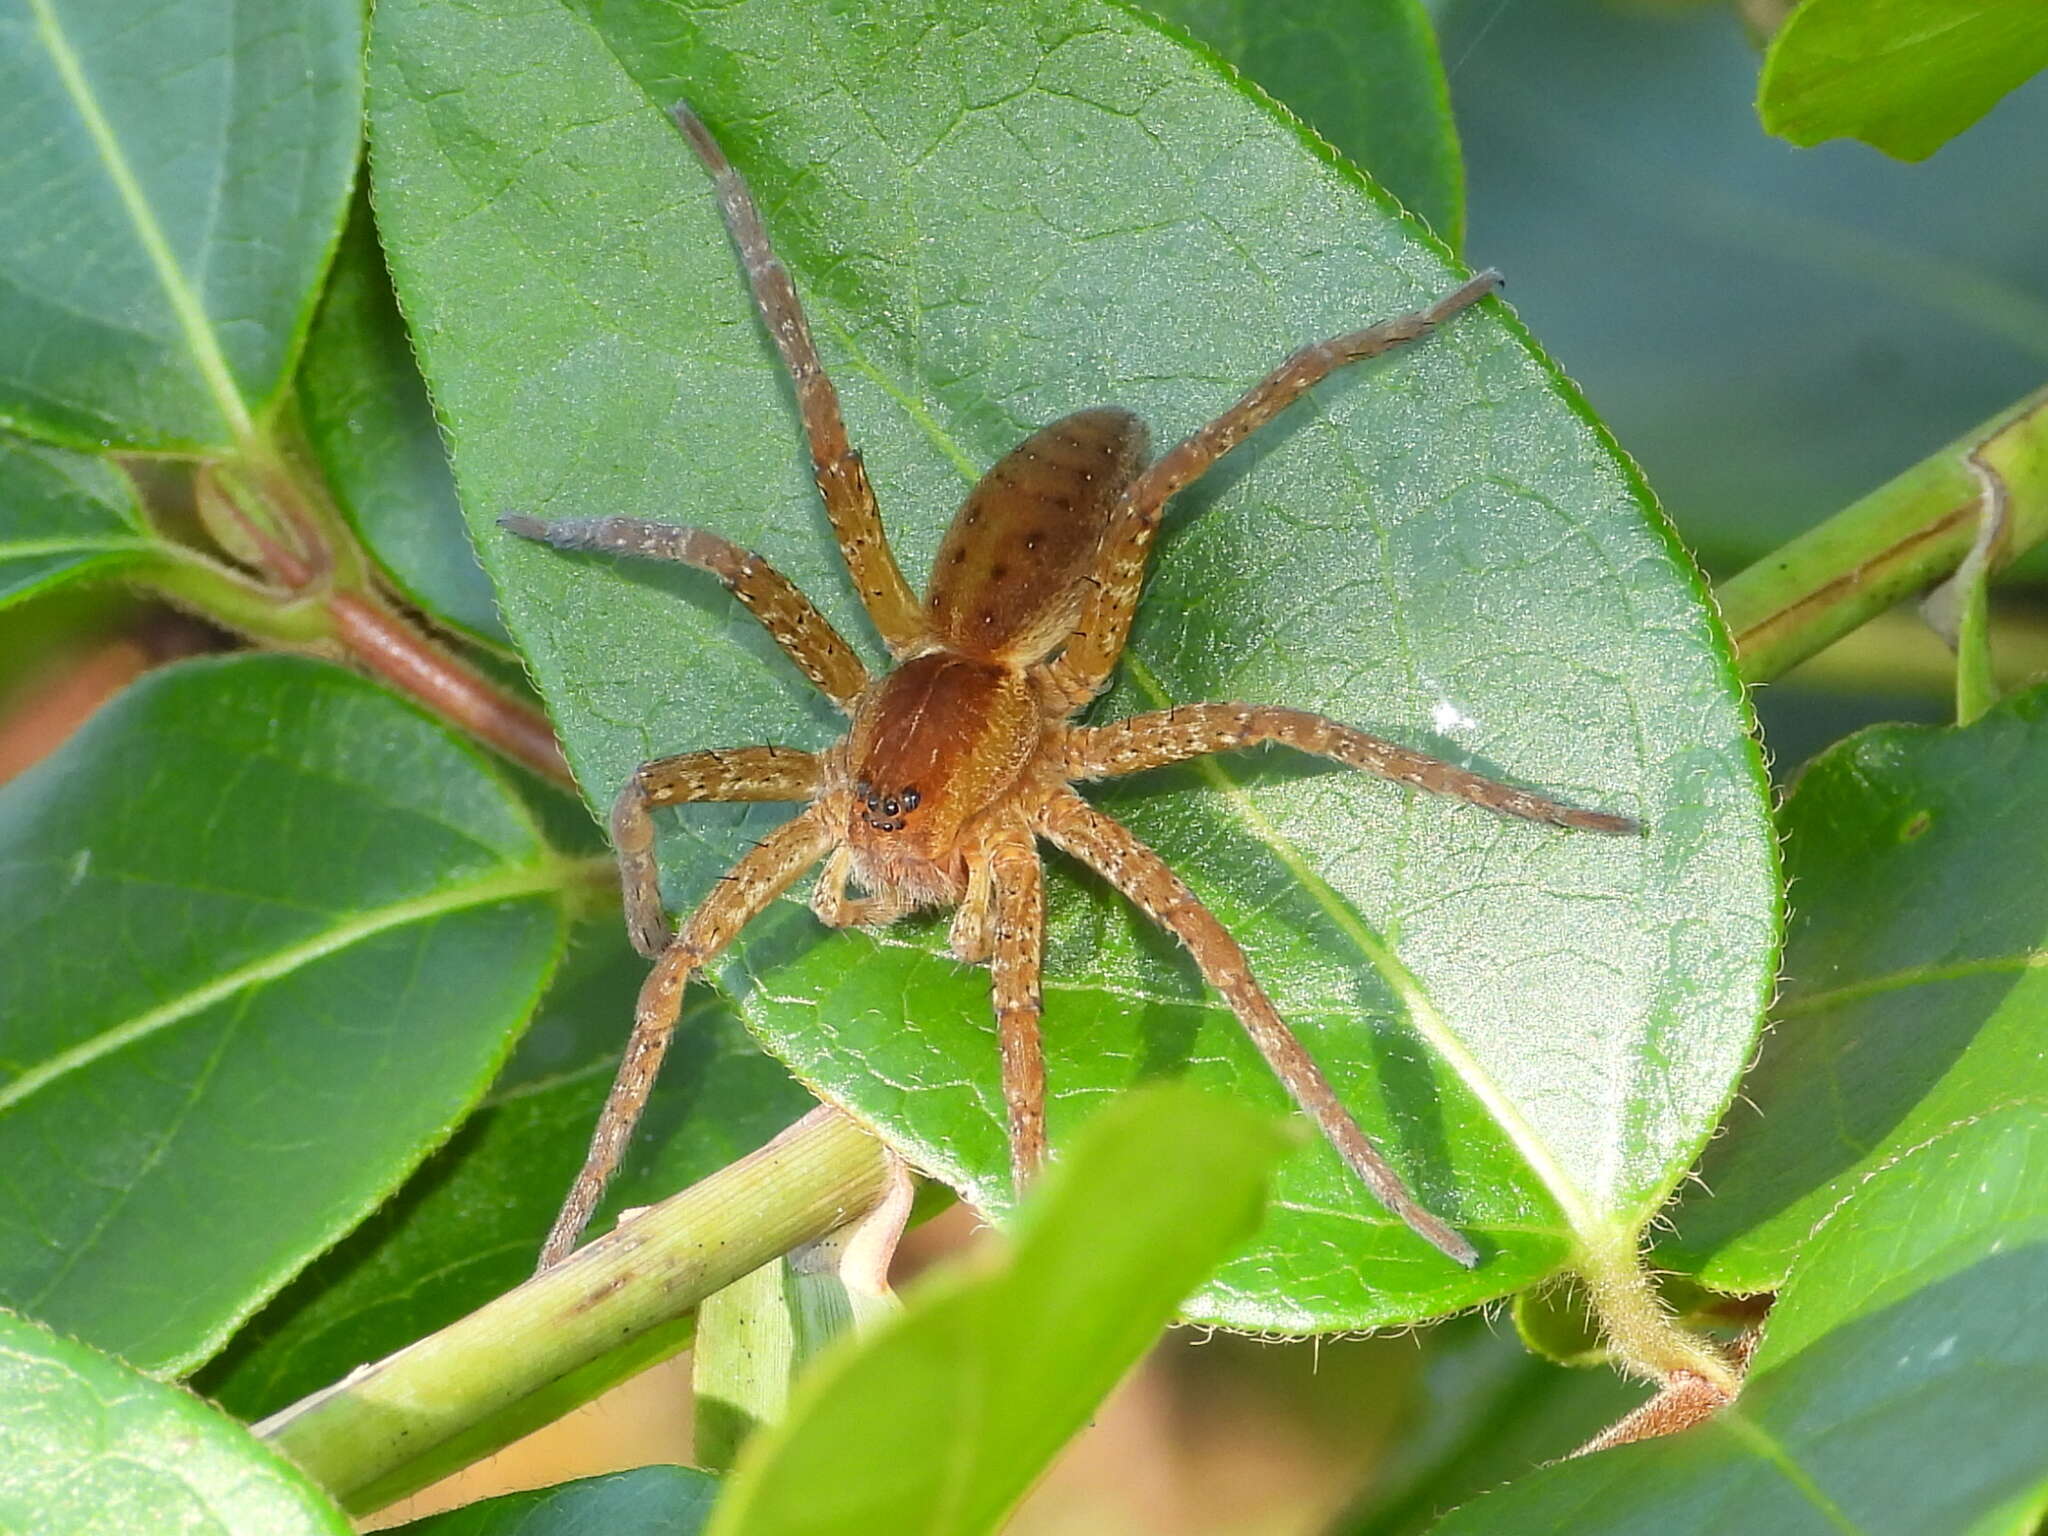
xmin=506 ymin=104 xmax=1636 ymax=1272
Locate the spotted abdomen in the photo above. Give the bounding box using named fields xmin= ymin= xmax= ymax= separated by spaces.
xmin=925 ymin=407 xmax=1149 ymax=663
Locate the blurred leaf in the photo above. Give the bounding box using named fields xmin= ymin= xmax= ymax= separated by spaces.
xmin=1759 ymin=0 xmax=2048 ymax=162
xmin=1439 ymin=0 xmax=2048 ymax=578
xmin=1144 ymin=0 xmax=1464 ymax=244
xmin=1430 ymin=1101 xmax=2048 ymax=1535
xmin=199 ymin=926 xmax=810 ymax=1421
xmin=0 ymin=1308 xmax=348 ymax=1535
xmin=0 ymin=0 xmax=362 ymax=450
xmin=1341 ymin=1315 xmax=1647 ymax=1536
xmin=0 ymin=655 xmax=569 ymax=1374
xmin=0 ymin=437 xmax=160 ymax=610
xmin=708 ymin=1087 xmax=1289 ymax=1536
xmin=1667 ymin=681 xmax=2048 ymax=1290
xmin=299 ymin=195 xmax=509 ymax=646
xmin=391 ymin=1467 xmax=718 ymax=1536
xmin=371 ymin=0 xmax=1775 ymax=1330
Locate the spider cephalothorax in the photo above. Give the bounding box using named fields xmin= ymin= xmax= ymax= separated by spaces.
xmin=507 ymin=105 xmax=1636 ymax=1273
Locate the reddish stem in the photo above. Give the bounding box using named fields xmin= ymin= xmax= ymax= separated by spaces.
xmin=327 ymin=590 xmax=573 ymax=786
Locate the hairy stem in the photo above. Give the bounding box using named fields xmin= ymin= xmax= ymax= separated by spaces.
xmin=257 ymin=1106 xmax=892 ymax=1512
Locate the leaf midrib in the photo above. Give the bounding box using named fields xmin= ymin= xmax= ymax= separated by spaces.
xmin=0 ymin=860 xmax=570 ymax=1115
xmin=25 ymin=0 xmax=253 ymax=443
xmin=1777 ymin=949 xmax=2048 ymax=1017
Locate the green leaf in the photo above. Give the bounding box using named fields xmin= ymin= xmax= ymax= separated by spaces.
xmin=0 ymin=0 xmax=363 ymax=451
xmin=1143 ymin=0 xmax=1463 ymax=245
xmin=198 ymin=930 xmax=810 ymax=1422
xmin=0 ymin=435 xmax=160 ymax=609
xmin=0 ymin=655 xmax=570 ymax=1375
xmin=1341 ymin=1315 xmax=1647 ymax=1536
xmin=1428 ymin=1101 xmax=2048 ymax=1535
xmin=390 ymin=1467 xmax=718 ymax=1536
xmin=708 ymin=1087 xmax=1289 ymax=1536
xmin=299 ymin=195 xmax=509 ymax=645
xmin=1439 ymin=0 xmax=2048 ymax=582
xmin=369 ymin=0 xmax=1776 ymax=1330
xmin=0 ymin=1308 xmax=348 ymax=1536
xmin=1759 ymin=0 xmax=2048 ymax=162
xmin=1665 ymin=682 xmax=2048 ymax=1290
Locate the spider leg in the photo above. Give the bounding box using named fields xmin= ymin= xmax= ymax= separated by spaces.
xmin=501 ymin=516 xmax=868 ymax=710
xmin=671 ymin=104 xmax=929 ymax=657
xmin=1069 ymin=705 xmax=1637 ymax=834
xmin=539 ymin=807 xmax=833 ymax=1270
xmin=985 ymin=828 xmax=1049 ymax=1190
xmin=1049 ymin=273 xmax=1501 ymax=706
xmin=614 ymin=746 xmax=822 ymax=958
xmin=949 ymin=852 xmax=996 ymax=964
xmin=810 ymin=844 xmax=914 ymax=930
xmin=1035 ymin=787 xmax=1477 ymax=1267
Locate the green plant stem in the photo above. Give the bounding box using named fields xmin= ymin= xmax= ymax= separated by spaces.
xmin=256 ymin=1106 xmax=893 ymax=1512
xmin=1719 ymin=383 xmax=2048 ymax=683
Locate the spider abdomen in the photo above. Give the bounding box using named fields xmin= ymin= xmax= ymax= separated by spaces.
xmin=925 ymin=407 xmax=1150 ymax=663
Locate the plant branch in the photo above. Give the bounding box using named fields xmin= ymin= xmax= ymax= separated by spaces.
xmin=255 ymin=1106 xmax=892 ymax=1512
xmin=139 ymin=440 xmax=576 ymax=787
xmin=1719 ymin=383 xmax=2048 ymax=683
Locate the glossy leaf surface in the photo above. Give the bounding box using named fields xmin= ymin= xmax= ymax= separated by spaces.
xmin=1668 ymin=682 xmax=2048 ymax=1290
xmin=0 ymin=436 xmax=158 ymax=610
xmin=393 ymin=1467 xmax=717 ymax=1536
xmin=1759 ymin=0 xmax=2048 ymax=162
xmin=0 ymin=655 xmax=568 ymax=1374
xmin=299 ymin=197 xmax=509 ymax=645
xmin=0 ymin=1308 xmax=348 ymax=1535
xmin=1146 ymin=0 xmax=1463 ymax=244
xmin=370 ymin=0 xmax=1775 ymax=1329
xmin=0 ymin=0 xmax=362 ymax=450
xmin=709 ymin=1087 xmax=1288 ymax=1536
xmin=1431 ymin=1101 xmax=2048 ymax=1535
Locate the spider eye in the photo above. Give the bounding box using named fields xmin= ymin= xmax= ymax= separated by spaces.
xmin=899 ymin=786 xmax=920 ymax=811
xmin=881 ymin=796 xmax=900 ymax=817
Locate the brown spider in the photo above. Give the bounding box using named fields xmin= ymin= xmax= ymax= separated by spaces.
xmin=506 ymin=105 xmax=1636 ymax=1273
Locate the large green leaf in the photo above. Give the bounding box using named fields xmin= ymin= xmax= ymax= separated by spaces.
xmin=0 ymin=436 xmax=159 ymax=610
xmin=1666 ymin=681 xmax=2048 ymax=1291
xmin=369 ymin=0 xmax=1775 ymax=1329
xmin=198 ymin=931 xmax=810 ymax=1422
xmin=299 ymin=195 xmax=509 ymax=646
xmin=0 ymin=1308 xmax=348 ymax=1536
xmin=0 ymin=655 xmax=570 ymax=1374
xmin=709 ymin=1087 xmax=1289 ymax=1536
xmin=0 ymin=0 xmax=363 ymax=451
xmin=1759 ymin=0 xmax=2048 ymax=162
xmin=392 ymin=1467 xmax=718 ymax=1536
xmin=1429 ymin=1101 xmax=2048 ymax=1535
xmin=1144 ymin=0 xmax=1463 ymax=245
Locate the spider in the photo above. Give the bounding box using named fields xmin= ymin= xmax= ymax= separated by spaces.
xmin=506 ymin=105 xmax=1637 ymax=1273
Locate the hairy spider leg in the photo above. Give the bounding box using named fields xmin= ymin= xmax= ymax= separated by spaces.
xmin=672 ymin=103 xmax=929 ymax=655
xmin=1049 ymin=271 xmax=1504 ymax=707
xmin=611 ymin=746 xmax=823 ymax=958
xmin=539 ymin=808 xmax=833 ymax=1270
xmin=811 ymin=844 xmax=917 ymax=930
xmin=499 ymin=515 xmax=868 ymax=709
xmin=1068 ymin=705 xmax=1638 ymax=834
xmin=986 ymin=828 xmax=1049 ymax=1186
xmin=1036 ymin=787 xmax=1479 ymax=1267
